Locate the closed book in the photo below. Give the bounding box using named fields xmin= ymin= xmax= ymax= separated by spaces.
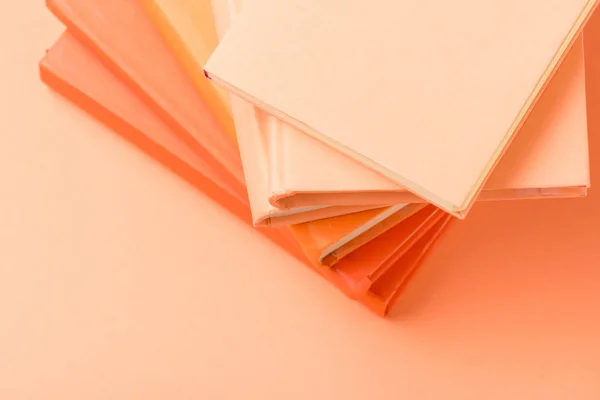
xmin=210 ymin=0 xmax=589 ymax=215
xmin=268 ymin=37 xmax=589 ymax=209
xmin=205 ymin=0 xmax=598 ymax=217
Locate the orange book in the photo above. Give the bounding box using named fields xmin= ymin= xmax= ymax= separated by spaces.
xmin=46 ymin=0 xmax=381 ymax=226
xmin=136 ymin=0 xmax=236 ymax=141
xmin=40 ymin=31 xmax=452 ymax=315
xmin=319 ymin=211 xmax=454 ymax=316
xmin=205 ymin=0 xmax=598 ymax=217
xmin=364 ymin=215 xmax=453 ymax=315
xmin=291 ymin=204 xmax=426 ymax=267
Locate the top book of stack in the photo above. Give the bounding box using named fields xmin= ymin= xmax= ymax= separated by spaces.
xmin=205 ymin=0 xmax=598 ymax=217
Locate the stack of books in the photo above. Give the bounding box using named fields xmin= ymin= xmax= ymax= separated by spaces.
xmin=40 ymin=0 xmax=597 ymax=316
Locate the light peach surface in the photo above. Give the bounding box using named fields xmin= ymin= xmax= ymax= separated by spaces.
xmin=1 ymin=4 xmax=600 ymax=400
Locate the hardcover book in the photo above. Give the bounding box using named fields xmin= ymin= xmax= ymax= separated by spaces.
xmin=205 ymin=0 xmax=598 ymax=217
xmin=266 ymin=37 xmax=590 ymax=209
xmin=209 ymin=0 xmax=589 ymax=214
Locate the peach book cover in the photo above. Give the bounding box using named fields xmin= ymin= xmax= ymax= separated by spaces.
xmin=205 ymin=0 xmax=598 ymax=217
xmin=208 ymin=0 xmax=589 ymax=216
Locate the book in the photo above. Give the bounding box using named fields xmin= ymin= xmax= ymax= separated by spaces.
xmin=47 ymin=0 xmax=381 ymax=226
xmin=316 ymin=209 xmax=453 ymax=316
xmin=291 ymin=204 xmax=426 ymax=267
xmin=47 ymin=0 xmax=246 ymax=198
xmin=41 ymin=31 xmax=453 ymax=315
xmin=205 ymin=0 xmax=598 ymax=217
xmin=329 ymin=207 xmax=446 ymax=299
xmin=364 ymin=215 xmax=452 ymax=316
xmin=209 ymin=0 xmax=589 ymax=212
xmin=267 ymin=37 xmax=590 ymax=208
xmin=137 ymin=0 xmax=237 ymax=141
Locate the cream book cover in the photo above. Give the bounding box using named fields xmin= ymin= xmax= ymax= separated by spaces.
xmin=268 ymin=38 xmax=589 ymax=208
xmin=205 ymin=0 xmax=598 ymax=217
